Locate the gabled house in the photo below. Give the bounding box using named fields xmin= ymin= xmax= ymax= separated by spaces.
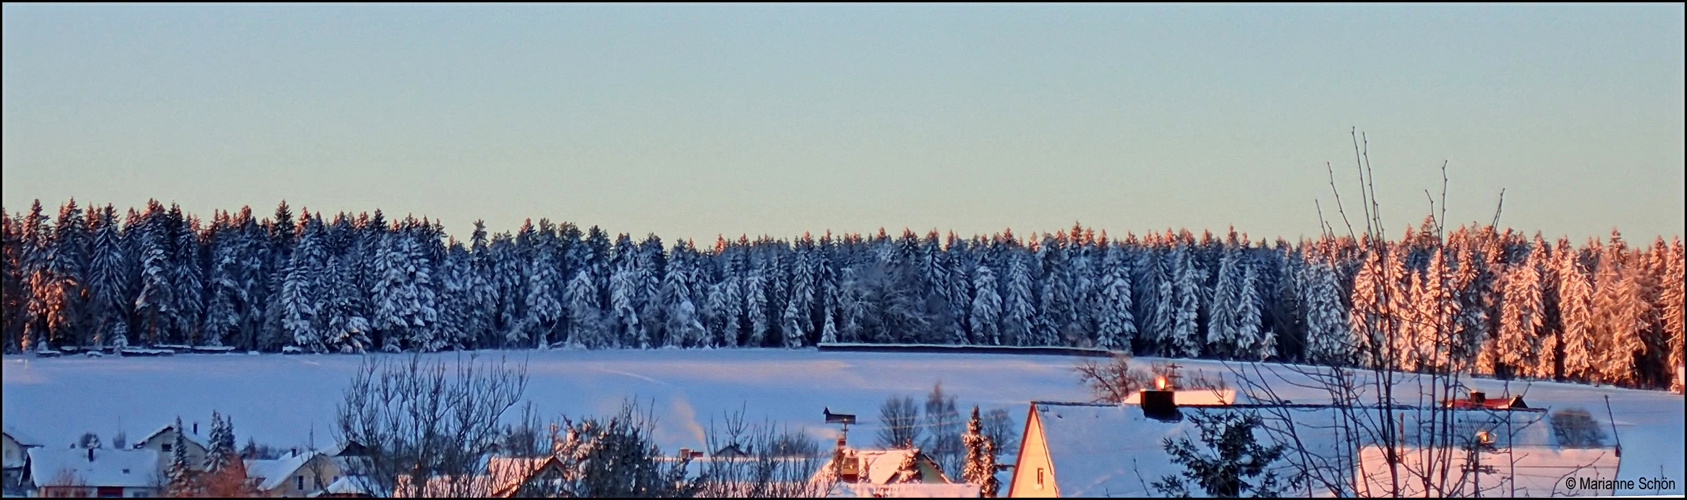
xmin=1007 ymin=395 xmax=1618 ymax=497
xmin=23 ymin=447 xmax=159 ymax=498
xmin=3 ymin=427 xmax=43 ymax=495
xmin=812 ymin=446 xmax=979 ymax=498
xmin=390 ymin=455 xmax=566 ymax=498
xmin=132 ymin=422 xmax=208 ymax=477
xmin=245 ymin=451 xmax=344 ymax=497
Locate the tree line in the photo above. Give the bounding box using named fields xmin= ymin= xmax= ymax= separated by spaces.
xmin=2 ymin=198 xmax=1681 ymax=390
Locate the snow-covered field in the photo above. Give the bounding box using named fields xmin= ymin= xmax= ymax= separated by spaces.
xmin=4 ymin=349 xmax=1682 ymax=496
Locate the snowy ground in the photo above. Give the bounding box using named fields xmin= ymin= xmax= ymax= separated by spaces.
xmin=4 ymin=349 xmax=1681 ymax=496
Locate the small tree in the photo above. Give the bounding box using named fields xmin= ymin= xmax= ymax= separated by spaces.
xmin=336 ymin=352 xmax=529 ymax=498
xmin=961 ymin=406 xmax=1001 ymax=497
xmin=877 ymin=396 xmax=921 ymax=449
xmin=164 ymin=417 xmax=199 ymax=497
xmin=1151 ymin=410 xmax=1285 ymax=498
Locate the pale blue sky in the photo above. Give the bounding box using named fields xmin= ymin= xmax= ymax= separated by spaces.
xmin=4 ymin=4 xmax=1682 ymax=243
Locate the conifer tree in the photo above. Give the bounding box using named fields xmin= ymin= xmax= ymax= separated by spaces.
xmin=88 ymin=205 xmax=130 ymax=349
xmin=1557 ymin=245 xmax=1597 ymax=381
xmin=566 ymin=269 xmax=603 ymax=349
xmin=1300 ymin=260 xmax=1350 ymax=366
xmin=1095 ymin=247 xmax=1136 ymax=353
xmin=165 ymin=417 xmax=197 ymax=497
xmin=970 ymin=265 xmax=1003 ymax=346
xmin=1169 ymin=244 xmax=1203 ymax=358
xmin=1498 ymin=247 xmax=1546 ymax=378
xmin=1003 ymin=254 xmax=1037 ymax=347
xmin=961 ymin=406 xmax=1000 ymax=497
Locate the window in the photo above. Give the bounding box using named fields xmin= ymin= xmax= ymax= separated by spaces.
xmin=161 ymin=443 xmax=172 ymax=452
xmin=297 ymin=475 xmax=305 ymax=490
xmin=1037 ymin=468 xmax=1045 ymax=488
xmin=130 ymin=492 xmax=151 ymax=498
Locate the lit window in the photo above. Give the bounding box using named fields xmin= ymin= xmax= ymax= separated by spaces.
xmin=1037 ymin=467 xmax=1045 ymax=488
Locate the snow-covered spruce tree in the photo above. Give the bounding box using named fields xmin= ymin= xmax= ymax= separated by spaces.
xmin=1664 ymin=238 xmax=1685 ymax=392
xmin=1168 ymin=243 xmax=1203 ymax=359
xmin=838 ymin=266 xmax=868 ymax=343
xmin=201 ymin=214 xmax=239 ymax=348
xmin=1299 ymin=260 xmax=1350 ymax=366
xmin=1095 ymin=246 xmax=1136 ymax=353
xmin=709 ymin=272 xmax=744 ymax=348
xmin=1035 ymin=241 xmax=1074 ymax=347
xmin=133 ymin=208 xmax=174 ymax=348
xmin=523 ymin=246 xmax=565 ymax=349
xmin=2 ymin=210 xmax=25 ymax=353
xmin=88 ymin=205 xmax=131 ymax=349
xmin=371 ymin=235 xmax=440 ymax=352
xmin=610 ymin=264 xmax=643 ymax=349
xmin=323 ymin=254 xmax=373 ymax=353
xmin=961 ymin=406 xmax=1000 ymax=497
xmin=1591 ymin=231 xmax=1648 ymax=386
xmin=1236 ymin=263 xmax=1272 ymax=361
xmin=281 ymin=220 xmax=325 ymax=352
xmin=1497 ymin=245 xmax=1546 ymax=379
xmin=1150 ymin=410 xmax=1284 ymax=498
xmin=970 ymin=265 xmax=1004 ymax=347
xmin=1557 ymin=243 xmax=1597 ymax=381
xmin=1207 ymin=249 xmax=1242 ymax=358
xmin=1003 ymin=253 xmax=1037 ymax=347
xmin=170 ymin=208 xmax=204 ymax=346
xmin=165 ymin=417 xmax=198 ymax=497
xmin=565 ymin=269 xmax=603 ymax=349
xmin=46 ymin=199 xmax=90 ymax=349
xmin=744 ymin=267 xmax=770 ymax=348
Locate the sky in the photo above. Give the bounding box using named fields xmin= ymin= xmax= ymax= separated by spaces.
xmin=4 ymin=4 xmax=1683 ymax=244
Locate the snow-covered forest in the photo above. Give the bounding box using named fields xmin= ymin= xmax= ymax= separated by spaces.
xmin=3 ymin=198 xmax=1682 ymax=390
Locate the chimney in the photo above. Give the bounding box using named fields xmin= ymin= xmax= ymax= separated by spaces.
xmin=1470 ymin=391 xmax=1486 ymax=405
xmin=87 ymin=447 xmax=95 ymax=462
xmin=291 ymin=447 xmax=299 ymax=457
xmin=192 ymin=422 xmax=198 ymax=435
xmin=1140 ymin=388 xmax=1180 ymax=421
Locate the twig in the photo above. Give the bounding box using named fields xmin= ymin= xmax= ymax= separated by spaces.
xmin=1490 ymin=188 xmax=1506 ymax=229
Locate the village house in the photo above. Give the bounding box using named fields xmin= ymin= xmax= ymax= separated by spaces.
xmin=391 ymin=455 xmax=567 ymax=498
xmin=3 ymin=427 xmax=43 ymax=495
xmin=131 ymin=422 xmax=208 ymax=478
xmin=811 ymin=445 xmax=979 ymax=498
xmin=245 ymin=450 xmax=343 ymax=498
xmin=23 ymin=447 xmax=159 ymax=498
xmin=1007 ymin=389 xmax=1620 ymax=497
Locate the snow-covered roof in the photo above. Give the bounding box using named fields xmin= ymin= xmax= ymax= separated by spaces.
xmin=137 ymin=423 xmax=208 ymax=449
xmin=245 ymin=452 xmax=321 ymax=492
xmin=315 ymin=475 xmax=379 ymax=497
xmin=1021 ymin=401 xmax=1567 ymax=497
xmin=828 ymin=482 xmax=981 ymax=497
xmin=391 ymin=455 xmax=563 ymax=498
xmin=27 ymin=447 xmax=159 ymax=488
xmin=2 ymin=425 xmax=42 ymax=447
xmin=1119 ymin=388 xmax=1238 ymax=405
xmin=812 ymin=447 xmax=952 ymax=485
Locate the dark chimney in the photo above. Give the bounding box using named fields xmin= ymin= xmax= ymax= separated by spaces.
xmin=87 ymin=447 xmax=95 ymax=462
xmin=1470 ymin=391 xmax=1486 ymax=405
xmin=192 ymin=422 xmax=198 ymax=435
xmin=1141 ymin=390 xmax=1180 ymax=421
xmin=291 ymin=447 xmax=299 ymax=457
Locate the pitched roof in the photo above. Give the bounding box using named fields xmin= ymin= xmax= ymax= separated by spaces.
xmin=1020 ymin=401 xmax=1564 ymax=497
xmin=316 ymin=475 xmax=378 ymax=497
xmin=829 ymin=482 xmax=981 ymax=497
xmin=812 ymin=447 xmax=953 ymax=485
xmin=2 ymin=425 xmax=42 ymax=447
xmin=26 ymin=448 xmax=159 ymax=488
xmin=137 ymin=423 xmax=208 ymax=449
xmin=245 ymin=452 xmax=322 ymax=491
